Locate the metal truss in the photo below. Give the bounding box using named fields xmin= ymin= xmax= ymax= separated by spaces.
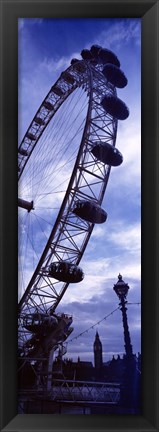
xmin=18 ymin=60 xmax=118 ymax=349
xmin=18 ymin=379 xmax=120 ymax=407
xmin=18 ymin=62 xmax=89 ymax=179
xmin=51 ymin=379 xmax=120 ymax=404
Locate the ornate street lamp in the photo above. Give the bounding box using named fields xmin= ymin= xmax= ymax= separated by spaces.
xmin=113 ymin=274 xmax=133 ymax=357
xmin=113 ymin=274 xmax=139 ymax=412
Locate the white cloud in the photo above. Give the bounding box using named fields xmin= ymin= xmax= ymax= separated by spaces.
xmin=40 ymin=52 xmax=80 ymax=75
xmin=96 ymin=19 xmax=141 ymax=50
xmin=91 ymin=225 xmax=106 ymax=239
xmin=107 ymin=221 xmax=141 ymax=252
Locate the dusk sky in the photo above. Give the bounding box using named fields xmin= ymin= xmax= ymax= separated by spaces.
xmin=18 ymin=18 xmax=141 ymax=364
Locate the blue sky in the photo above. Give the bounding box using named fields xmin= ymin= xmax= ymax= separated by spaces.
xmin=18 ymin=18 xmax=141 ymax=364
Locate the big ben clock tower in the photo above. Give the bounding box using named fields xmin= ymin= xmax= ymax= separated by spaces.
xmin=93 ymin=331 xmax=103 ymax=380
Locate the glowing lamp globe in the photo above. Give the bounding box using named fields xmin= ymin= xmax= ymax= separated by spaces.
xmin=113 ymin=274 xmax=129 ymax=299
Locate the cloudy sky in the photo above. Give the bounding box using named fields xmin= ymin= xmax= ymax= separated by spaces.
xmin=18 ymin=18 xmax=141 ymax=364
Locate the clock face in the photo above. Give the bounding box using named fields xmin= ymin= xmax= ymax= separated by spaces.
xmin=94 ymin=345 xmax=102 ymax=351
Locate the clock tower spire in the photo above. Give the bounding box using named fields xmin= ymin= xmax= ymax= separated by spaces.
xmin=93 ymin=331 xmax=103 ymax=380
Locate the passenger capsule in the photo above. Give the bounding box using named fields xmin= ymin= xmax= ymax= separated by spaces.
xmin=24 ymin=313 xmax=58 ymax=333
xmin=101 ymin=95 xmax=129 ymax=120
xmin=91 ymin=142 xmax=123 ymax=166
xmin=26 ymin=132 xmax=36 ymax=140
xmin=43 ymin=100 xmax=54 ymax=111
xmin=81 ymin=49 xmax=93 ymax=60
xmin=73 ymin=200 xmax=107 ymax=224
xmin=90 ymin=45 xmax=102 ymax=59
xmin=48 ymin=261 xmax=84 ymax=283
xmin=102 ymin=64 xmax=128 ymax=88
xmin=98 ymin=48 xmax=120 ymax=67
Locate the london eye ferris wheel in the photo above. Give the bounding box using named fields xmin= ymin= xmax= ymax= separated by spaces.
xmin=18 ymin=45 xmax=129 ymax=360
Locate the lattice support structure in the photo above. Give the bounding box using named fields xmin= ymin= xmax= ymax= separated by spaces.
xmin=19 ymin=63 xmax=117 ymax=318
xmin=18 ymin=54 xmax=125 ymax=357
xmin=18 ymin=379 xmax=120 ymax=411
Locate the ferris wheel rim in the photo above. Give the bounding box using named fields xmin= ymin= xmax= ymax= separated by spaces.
xmin=18 ymin=58 xmax=118 ymax=321
xmin=18 ymin=62 xmax=93 ymax=310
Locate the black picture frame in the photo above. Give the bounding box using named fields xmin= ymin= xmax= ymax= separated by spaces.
xmin=0 ymin=0 xmax=158 ymax=431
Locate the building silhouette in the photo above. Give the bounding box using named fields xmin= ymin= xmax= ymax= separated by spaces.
xmin=52 ymin=332 xmax=141 ymax=384
xmin=19 ymin=331 xmax=141 ymax=413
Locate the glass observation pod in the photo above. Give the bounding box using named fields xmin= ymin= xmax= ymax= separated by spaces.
xmin=90 ymin=44 xmax=103 ymax=59
xmin=101 ymin=94 xmax=129 ymax=121
xmin=102 ymin=64 xmax=128 ymax=88
xmin=97 ymin=47 xmax=120 ymax=67
xmin=91 ymin=141 xmax=123 ymax=166
xmin=24 ymin=313 xmax=58 ymax=333
xmin=73 ymin=200 xmax=107 ymax=224
xmin=48 ymin=261 xmax=84 ymax=283
xmin=81 ymin=49 xmax=94 ymax=60
xmin=80 ymin=48 xmax=98 ymax=65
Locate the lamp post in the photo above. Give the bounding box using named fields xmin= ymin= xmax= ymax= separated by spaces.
xmin=113 ymin=274 xmax=133 ymax=357
xmin=113 ymin=274 xmax=136 ymax=412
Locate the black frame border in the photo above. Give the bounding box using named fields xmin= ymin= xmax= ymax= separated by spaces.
xmin=0 ymin=0 xmax=159 ymax=431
